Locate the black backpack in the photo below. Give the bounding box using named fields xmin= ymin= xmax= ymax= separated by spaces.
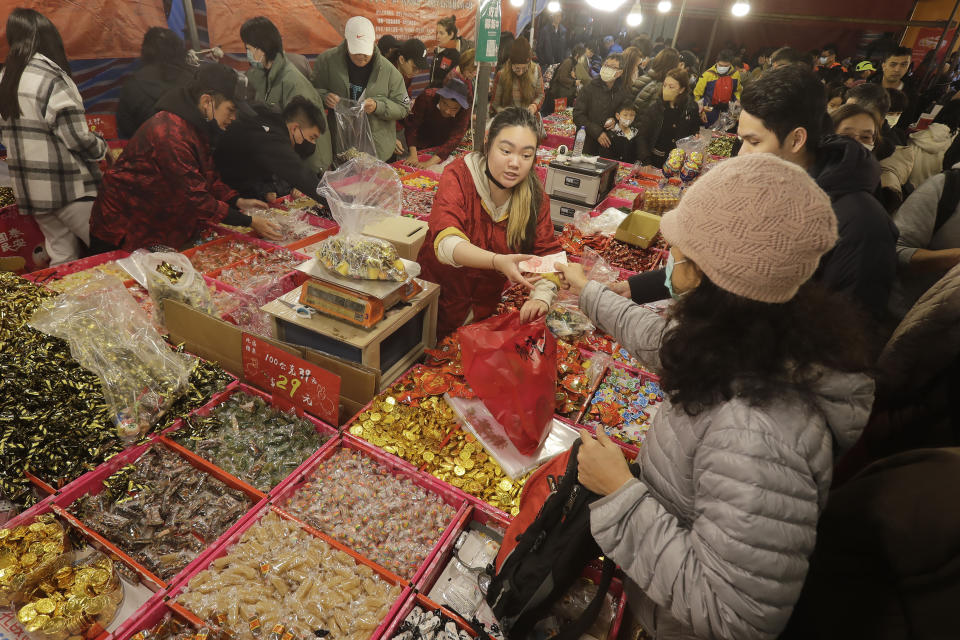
xmin=485 ymin=440 xmax=617 ymax=639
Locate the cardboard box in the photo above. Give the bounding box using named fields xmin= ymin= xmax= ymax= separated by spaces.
xmin=614 ymin=210 xmax=662 ymax=249
xmin=163 ymin=300 xmax=380 ymax=426
xmin=362 ymin=217 xmax=429 ymax=261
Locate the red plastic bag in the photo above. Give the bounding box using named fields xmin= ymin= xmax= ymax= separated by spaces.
xmin=0 ymin=205 xmax=48 ymax=273
xmin=459 ymin=312 xmax=557 ymax=455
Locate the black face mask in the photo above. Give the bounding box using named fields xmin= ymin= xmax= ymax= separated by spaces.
xmin=295 ymin=139 xmax=316 ymax=159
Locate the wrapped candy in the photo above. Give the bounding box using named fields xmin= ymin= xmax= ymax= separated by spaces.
xmin=585 ymin=367 xmax=664 ymax=446
xmin=140 ymin=252 xmax=216 ymax=327
xmin=281 ymin=448 xmax=456 ymax=578
xmin=45 ymin=262 xmax=131 ymax=294
xmin=0 ymin=514 xmax=73 ymax=607
xmin=662 ymin=148 xmax=684 ymax=177
xmin=187 ymin=240 xmax=258 ymax=274
xmin=706 ymin=135 xmax=736 ymax=158
xmin=317 ymin=237 xmax=407 ymax=282
xmin=639 ymin=187 xmax=681 ymax=214
xmin=69 ymin=446 xmax=253 ymax=581
xmin=176 ymin=510 xmax=402 ymax=640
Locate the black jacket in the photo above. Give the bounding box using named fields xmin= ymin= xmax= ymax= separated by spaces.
xmin=116 ymin=63 xmax=194 ymax=139
xmin=634 ymin=95 xmax=700 ymax=165
xmin=572 ymin=77 xmax=633 ymax=157
xmin=537 ymin=23 xmax=568 ymax=67
xmin=812 ymin=135 xmax=899 ymax=319
xmin=214 ymin=103 xmax=321 ymax=202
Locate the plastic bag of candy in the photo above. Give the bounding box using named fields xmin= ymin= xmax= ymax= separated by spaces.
xmin=28 ymin=273 xmax=196 ymax=440
xmin=572 ymin=207 xmax=627 ymax=236
xmin=135 ymin=251 xmax=216 ymax=327
xmin=332 ymin=97 xmax=377 ymax=162
xmin=316 ymin=154 xmax=409 ymax=281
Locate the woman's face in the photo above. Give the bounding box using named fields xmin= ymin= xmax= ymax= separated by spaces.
xmin=826 ymin=96 xmax=843 ymax=114
xmin=511 ymin=63 xmax=528 ymax=76
xmin=668 ymin=247 xmax=701 ymax=295
xmin=487 ymin=125 xmax=538 ymax=189
xmin=463 ymin=62 xmax=477 ymax=79
xmin=662 ymin=76 xmax=684 ymax=102
xmin=836 ymin=113 xmax=876 ymax=148
xmin=397 ymin=56 xmax=416 ymax=78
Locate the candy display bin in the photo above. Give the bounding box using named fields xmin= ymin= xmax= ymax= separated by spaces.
xmin=376 ymin=591 xmax=481 ymax=640
xmin=111 ymin=600 xmax=204 ymax=640
xmin=160 ymin=382 xmax=338 ymax=497
xmin=52 ymin=438 xmax=267 ymax=588
xmin=271 ymin=432 xmax=471 ymax=586
xmin=165 ymin=503 xmax=411 ymax=640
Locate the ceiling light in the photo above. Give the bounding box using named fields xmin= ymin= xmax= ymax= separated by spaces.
xmin=731 ymin=1 xmax=750 ymax=17
xmin=657 ymin=1 xmax=672 ymax=12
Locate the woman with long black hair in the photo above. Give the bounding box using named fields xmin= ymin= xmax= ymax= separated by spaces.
xmin=0 ymin=8 xmax=106 ymax=265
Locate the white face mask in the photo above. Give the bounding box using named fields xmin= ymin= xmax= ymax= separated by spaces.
xmin=862 ymin=142 xmax=875 ymax=152
xmin=618 ymin=117 xmax=633 ymax=128
xmin=600 ymin=66 xmax=619 ymax=82
xmin=886 ymin=113 xmax=902 ymax=127
xmin=819 ymin=56 xmax=829 ymax=65
xmin=715 ymin=65 xmax=730 ymax=75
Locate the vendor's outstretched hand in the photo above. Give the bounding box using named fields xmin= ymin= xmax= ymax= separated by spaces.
xmin=237 ymin=198 xmax=269 ymax=211
xmin=250 ymin=216 xmax=283 ymax=241
xmin=519 ymin=299 xmax=548 ymax=323
xmin=555 ymin=262 xmax=588 ymax=296
xmin=494 ymin=253 xmax=540 ymax=290
xmin=577 ymin=429 xmax=632 ymax=496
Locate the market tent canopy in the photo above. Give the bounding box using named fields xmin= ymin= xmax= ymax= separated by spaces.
xmin=0 ymin=0 xmax=168 ymax=59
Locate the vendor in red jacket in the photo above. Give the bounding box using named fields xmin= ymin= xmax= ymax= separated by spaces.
xmin=89 ymin=63 xmax=281 ymax=251
xmin=402 ymin=76 xmax=471 ymax=170
xmin=418 ymin=107 xmax=561 ymax=337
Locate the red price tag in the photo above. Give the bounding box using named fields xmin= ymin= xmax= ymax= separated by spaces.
xmin=241 ymin=333 xmax=341 ymax=425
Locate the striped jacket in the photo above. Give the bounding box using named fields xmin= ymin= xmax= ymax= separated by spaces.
xmin=0 ymin=53 xmax=106 ymax=216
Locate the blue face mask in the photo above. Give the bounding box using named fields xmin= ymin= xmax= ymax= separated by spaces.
xmin=247 ymin=49 xmax=264 ymax=70
xmin=664 ymin=252 xmax=689 ymax=300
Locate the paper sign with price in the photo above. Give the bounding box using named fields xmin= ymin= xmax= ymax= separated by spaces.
xmin=241 ymin=333 xmax=341 ymax=425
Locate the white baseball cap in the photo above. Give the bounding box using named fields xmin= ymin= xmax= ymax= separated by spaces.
xmin=345 ymin=17 xmax=375 ymax=56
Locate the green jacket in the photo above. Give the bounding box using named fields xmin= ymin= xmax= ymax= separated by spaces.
xmin=311 ymin=42 xmax=411 ymax=162
xmin=246 ymin=52 xmax=332 ymax=174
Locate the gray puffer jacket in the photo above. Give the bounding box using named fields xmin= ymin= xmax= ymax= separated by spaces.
xmin=578 ymin=282 xmax=875 ymax=640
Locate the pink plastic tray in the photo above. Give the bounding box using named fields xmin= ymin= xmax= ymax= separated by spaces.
xmin=24 ymin=250 xmax=131 ymax=285
xmin=161 ymin=382 xmax=338 ymax=495
xmin=165 ymin=502 xmax=412 ymax=640
xmin=271 ymin=432 xmax=470 ymax=586
xmin=110 ymin=600 xmax=201 ymax=640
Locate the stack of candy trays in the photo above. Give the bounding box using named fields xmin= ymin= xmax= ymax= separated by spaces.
xmin=163 ymin=501 xmax=412 ymax=640
xmin=410 ymin=502 xmax=628 ymax=640
xmin=1 ymin=497 xmax=171 ymax=640
xmin=158 ymin=383 xmax=339 ymax=497
xmin=270 ymin=432 xmax=470 ymax=586
xmin=51 ymin=437 xmax=268 ymax=589
xmin=24 ymin=250 xmax=132 ymax=288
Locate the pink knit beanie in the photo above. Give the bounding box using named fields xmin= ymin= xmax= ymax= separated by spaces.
xmin=659 ymin=153 xmax=838 ymax=304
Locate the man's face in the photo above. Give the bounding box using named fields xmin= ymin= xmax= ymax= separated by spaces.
xmin=821 ymin=50 xmax=835 ymax=65
xmin=737 ymin=109 xmax=788 ymax=157
xmin=349 ymin=52 xmax=372 ymax=67
xmin=437 ymin=96 xmax=461 ymax=118
xmin=883 ymin=55 xmax=911 ymax=83
xmin=289 ymin=122 xmax=322 ymax=145
xmin=202 ymin=95 xmax=238 ymax=130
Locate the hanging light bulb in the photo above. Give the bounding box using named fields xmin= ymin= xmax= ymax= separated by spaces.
xmin=585 ymin=0 xmax=628 ymax=12
xmin=731 ymin=1 xmax=750 ymax=17
xmin=626 ymin=2 xmax=643 ymax=26
xmin=547 ymin=1 xmax=561 ymax=12
xmin=510 ymin=0 xmax=524 ymax=7
xmin=657 ymin=0 xmax=672 ymax=12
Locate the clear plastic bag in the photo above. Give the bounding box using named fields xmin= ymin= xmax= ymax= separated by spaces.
xmin=138 ymin=252 xmax=216 ymax=327
xmin=316 ymin=155 xmax=408 ymax=281
xmin=28 ymin=273 xmax=196 ymax=439
xmin=333 ymin=97 xmax=377 ymax=161
xmin=572 ymin=208 xmax=628 ymax=236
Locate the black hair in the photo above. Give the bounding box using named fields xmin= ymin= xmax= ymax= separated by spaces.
xmin=716 ymin=48 xmax=734 ymax=64
xmin=0 ymin=8 xmax=70 ymax=120
xmin=282 ymin=95 xmax=326 ymax=134
xmin=825 ymin=82 xmax=846 ymax=105
xmin=741 ymin=65 xmax=825 ymax=149
xmin=770 ymin=46 xmax=805 ymax=67
xmin=933 ymin=100 xmax=960 ymax=134
xmin=497 ymin=32 xmax=515 ymax=69
xmin=438 ymin=15 xmax=458 ymax=39
xmin=648 ymin=47 xmax=680 ymax=81
xmin=141 ymin=27 xmax=187 ymax=67
xmin=886 ymin=88 xmax=909 ymax=113
xmin=846 ymin=82 xmax=891 ymax=117
xmin=830 ymin=102 xmax=880 ymax=135
xmin=631 ymin=34 xmax=652 ymax=57
xmin=821 ymin=43 xmax=837 ymax=55
xmin=679 ymin=50 xmax=700 ymax=75
xmin=616 ymin=100 xmax=637 ymax=114
xmin=571 ymin=43 xmax=586 ymax=63
xmin=240 ymin=16 xmax=283 ymax=63
xmin=882 ymin=46 xmax=913 ymax=63
xmin=659 ymin=278 xmax=872 ymax=416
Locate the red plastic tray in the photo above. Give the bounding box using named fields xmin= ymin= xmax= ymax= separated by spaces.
xmin=24 ymin=250 xmax=131 ymax=285
xmin=110 ymin=600 xmax=202 ymax=640
xmin=165 ymin=502 xmax=411 ymax=640
xmin=271 ymin=432 xmax=470 ymax=585
xmin=161 ymin=382 xmax=338 ymax=495
xmin=206 ymin=244 xmax=309 ymax=298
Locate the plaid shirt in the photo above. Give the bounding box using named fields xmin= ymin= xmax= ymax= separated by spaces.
xmin=0 ymin=54 xmax=106 ymax=216
xmin=491 ymin=64 xmax=545 ymax=113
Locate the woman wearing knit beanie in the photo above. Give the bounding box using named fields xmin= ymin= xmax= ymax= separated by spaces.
xmin=490 ymin=37 xmax=544 ymax=115
xmin=556 ymin=153 xmax=875 ymax=640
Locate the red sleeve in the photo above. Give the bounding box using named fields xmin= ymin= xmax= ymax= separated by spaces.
xmin=209 ymin=172 xmax=238 ymax=205
xmin=533 ymin=192 xmax=561 ymax=255
xmin=404 ymin=92 xmax=430 ymax=149
xmin=152 ymin=125 xmax=232 ymax=223
xmin=428 ymin=162 xmax=472 ymax=239
xmin=435 ymin=109 xmax=470 ymax=161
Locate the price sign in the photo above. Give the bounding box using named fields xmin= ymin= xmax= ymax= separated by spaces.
xmin=241 ymin=333 xmax=341 ymax=425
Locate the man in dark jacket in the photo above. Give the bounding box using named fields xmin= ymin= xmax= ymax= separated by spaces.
xmin=620 ymin=65 xmax=898 ymax=323
xmin=90 ymin=64 xmax=281 ymax=251
xmin=537 ymin=11 xmax=567 ymax=67
xmin=116 ymin=27 xmax=194 ymax=139
xmin=573 ymin=53 xmax=631 ymax=157
xmin=214 ymin=96 xmax=325 ymax=201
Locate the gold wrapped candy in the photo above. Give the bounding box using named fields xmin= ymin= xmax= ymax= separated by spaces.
xmin=0 ymin=515 xmax=72 ymax=607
